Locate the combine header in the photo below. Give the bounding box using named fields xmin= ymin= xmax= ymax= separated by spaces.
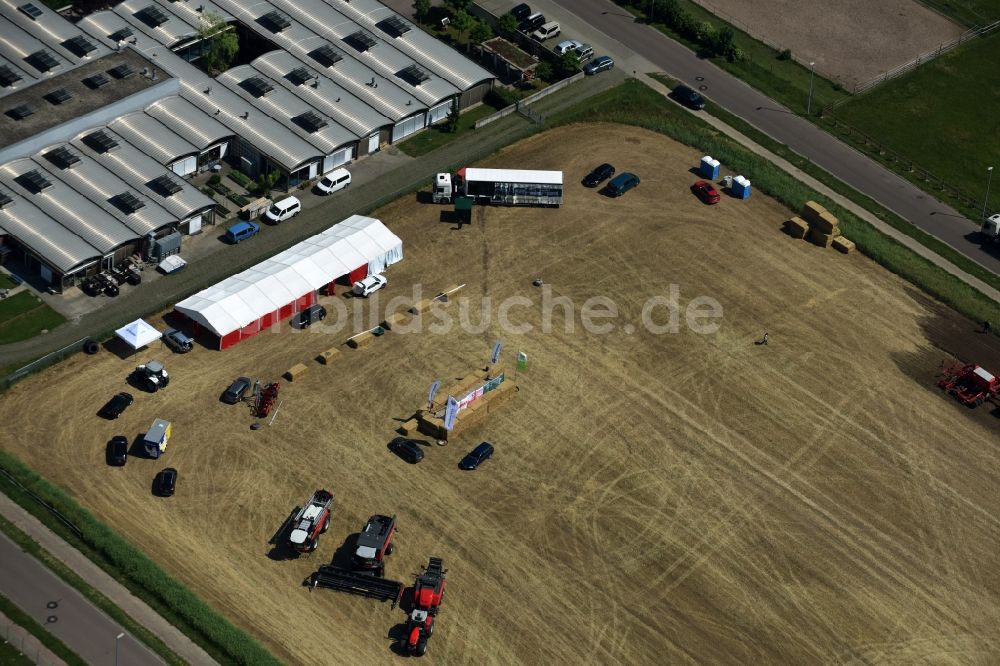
xmin=288 ymin=489 xmax=334 ymax=553
xmin=306 ymin=514 xmax=403 ymax=605
xmin=937 ymin=363 xmax=1000 ymax=407
xmin=402 ymin=557 xmax=447 ymax=656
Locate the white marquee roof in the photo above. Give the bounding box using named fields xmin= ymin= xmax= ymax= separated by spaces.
xmin=174 ymin=215 xmax=402 ymax=337
xmin=115 ymin=318 xmax=162 ymax=349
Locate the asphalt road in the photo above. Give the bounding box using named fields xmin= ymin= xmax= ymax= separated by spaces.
xmin=0 ymin=531 xmax=164 ymax=665
xmin=550 ymin=0 xmax=1000 ymax=275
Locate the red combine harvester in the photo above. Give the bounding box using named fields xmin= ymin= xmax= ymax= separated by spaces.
xmin=403 ymin=557 xmax=447 ymax=657
xmin=937 ymin=363 xmax=1000 ymax=407
xmin=307 ymin=514 xmax=404 ymax=606
xmin=288 ymin=490 xmax=334 ymax=553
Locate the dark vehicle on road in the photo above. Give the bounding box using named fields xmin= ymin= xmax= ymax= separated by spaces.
xmin=584 ymin=55 xmax=614 ymax=75
xmin=459 ymin=441 xmax=494 ymax=470
xmin=690 ymin=179 xmax=721 ymax=204
xmin=107 ymin=436 xmax=129 ymax=466
xmin=672 ymin=84 xmax=706 ymax=110
xmin=100 ymin=392 xmax=134 ymax=419
xmin=221 ymin=377 xmax=251 ymax=404
xmin=292 ymin=304 xmax=327 ymax=329
xmin=389 ymin=437 xmax=425 ymax=464
xmin=583 ymin=163 xmax=615 ymax=188
xmin=155 ymin=467 xmax=178 ymax=496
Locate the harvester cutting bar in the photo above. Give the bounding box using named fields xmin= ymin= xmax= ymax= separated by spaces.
xmin=308 ymin=566 xmax=404 ymax=607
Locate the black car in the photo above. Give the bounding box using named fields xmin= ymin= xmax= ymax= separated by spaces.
xmin=155 ymin=467 xmax=178 ymax=496
xmin=459 ymin=441 xmax=494 ymax=470
xmin=221 ymin=376 xmax=251 ymax=404
xmin=672 ymin=84 xmax=706 ymax=110
xmin=389 ymin=437 xmax=424 ymax=464
xmin=583 ymin=163 xmax=615 ymax=188
xmin=519 ymin=12 xmax=545 ymax=32
xmin=510 ymin=3 xmax=531 ymax=21
xmin=107 ymin=436 xmax=129 ymax=466
xmin=100 ymin=392 xmax=134 ymax=419
xmin=292 ymin=304 xmax=327 ymax=329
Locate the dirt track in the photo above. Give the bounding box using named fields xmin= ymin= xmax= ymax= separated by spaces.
xmin=2 ymin=124 xmax=999 ymax=664
xmin=690 ymin=0 xmax=963 ymax=89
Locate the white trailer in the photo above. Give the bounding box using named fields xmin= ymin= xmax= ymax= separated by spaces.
xmin=432 ymin=168 xmax=563 ymax=207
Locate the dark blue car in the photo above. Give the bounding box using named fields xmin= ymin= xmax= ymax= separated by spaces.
xmin=459 ymin=442 xmax=494 ymax=470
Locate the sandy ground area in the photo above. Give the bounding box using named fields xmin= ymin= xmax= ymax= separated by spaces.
xmin=691 ymin=0 xmax=963 ymax=89
xmin=1 ymin=124 xmax=999 ymax=664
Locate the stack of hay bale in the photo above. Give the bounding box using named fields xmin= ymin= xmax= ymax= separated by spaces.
xmin=785 ymin=201 xmax=854 ymax=254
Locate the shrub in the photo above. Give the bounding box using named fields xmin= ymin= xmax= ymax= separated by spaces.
xmin=207 ymin=174 xmax=221 ymax=186
xmin=777 ymin=48 xmax=792 ymax=61
xmin=488 ymin=86 xmax=520 ymax=108
xmin=229 ymin=170 xmax=252 ymax=188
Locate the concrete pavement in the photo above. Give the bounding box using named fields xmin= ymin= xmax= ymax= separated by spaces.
xmin=0 ymin=493 xmax=217 ymax=665
xmin=548 ymin=0 xmax=1000 ymax=276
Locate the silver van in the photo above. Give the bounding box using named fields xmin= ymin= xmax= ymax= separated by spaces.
xmin=574 ymin=43 xmax=594 ymax=61
xmin=264 ymin=196 xmax=301 ymax=223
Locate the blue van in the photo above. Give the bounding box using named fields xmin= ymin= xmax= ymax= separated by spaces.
xmin=226 ymin=221 xmax=260 ymax=244
xmin=607 ymin=172 xmax=640 ymax=197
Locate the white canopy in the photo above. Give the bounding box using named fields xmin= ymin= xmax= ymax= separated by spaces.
xmin=115 ymin=319 xmax=163 ymax=350
xmin=174 ymin=216 xmax=403 ymax=337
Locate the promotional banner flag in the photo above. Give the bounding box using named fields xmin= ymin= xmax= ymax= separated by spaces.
xmin=427 ymin=379 xmax=441 ymax=409
xmin=443 ymin=396 xmax=459 ymax=431
xmin=490 ymin=340 xmax=503 ymax=365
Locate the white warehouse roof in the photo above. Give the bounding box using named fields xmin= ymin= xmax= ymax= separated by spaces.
xmin=174 ymin=215 xmax=402 ymax=337
xmin=461 ymin=168 xmax=563 ymax=185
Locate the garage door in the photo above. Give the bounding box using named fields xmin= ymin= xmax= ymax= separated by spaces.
xmin=391 ymin=113 xmax=426 ymax=141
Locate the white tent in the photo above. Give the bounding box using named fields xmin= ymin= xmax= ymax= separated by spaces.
xmin=174 ymin=216 xmax=403 ymax=338
xmin=115 ymin=319 xmax=163 ymax=350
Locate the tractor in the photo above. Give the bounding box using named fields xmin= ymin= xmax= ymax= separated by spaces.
xmin=353 ymin=514 xmax=397 ymax=577
xmin=132 ymin=360 xmax=169 ymax=393
xmin=937 ymin=363 xmax=1000 ymax=408
xmin=403 ymin=557 xmax=447 ymax=657
xmin=288 ymin=489 xmax=335 ymax=553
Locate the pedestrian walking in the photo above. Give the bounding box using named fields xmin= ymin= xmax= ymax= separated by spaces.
xmin=983 ymin=320 xmax=992 ymax=335
xmin=755 ymin=332 xmax=769 ymax=346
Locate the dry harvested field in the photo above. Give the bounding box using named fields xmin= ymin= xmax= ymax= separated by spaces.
xmin=690 ymin=0 xmax=963 ymax=89
xmin=2 ymin=124 xmax=1000 ymax=664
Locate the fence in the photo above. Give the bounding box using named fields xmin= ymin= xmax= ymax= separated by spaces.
xmin=1 ymin=338 xmax=89 ymax=391
xmin=1 ymin=615 xmax=68 ymax=666
xmin=822 ymin=117 xmax=980 ymax=210
xmin=475 ymin=72 xmax=586 ymax=128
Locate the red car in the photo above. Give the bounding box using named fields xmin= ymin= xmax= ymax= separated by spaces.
xmin=691 ymin=180 xmax=720 ymax=204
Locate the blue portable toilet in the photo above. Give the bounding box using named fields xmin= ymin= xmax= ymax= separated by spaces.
xmin=699 ymin=156 xmax=720 ymax=180
xmin=733 ymin=176 xmax=752 ymax=200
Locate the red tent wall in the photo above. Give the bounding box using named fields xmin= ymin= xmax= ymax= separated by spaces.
xmin=348 ymin=264 xmax=367 ymax=284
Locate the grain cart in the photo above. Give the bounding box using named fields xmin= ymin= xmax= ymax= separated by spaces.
xmin=937 ymin=363 xmax=1000 ymax=407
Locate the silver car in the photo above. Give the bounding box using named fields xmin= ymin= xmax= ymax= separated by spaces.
xmin=163 ymin=328 xmax=193 ymax=353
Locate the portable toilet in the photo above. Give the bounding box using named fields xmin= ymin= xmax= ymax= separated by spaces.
xmin=699 ymin=155 xmax=720 ymax=180
xmin=143 ymin=419 xmax=171 ymax=458
xmin=733 ymin=176 xmax=752 ymax=200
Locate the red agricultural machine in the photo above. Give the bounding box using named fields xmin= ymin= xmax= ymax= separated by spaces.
xmin=288 ymin=489 xmax=334 ymax=554
xmin=937 ymin=363 xmax=1000 ymax=408
xmin=255 ymin=381 xmax=280 ymax=417
xmin=307 ymin=514 xmax=404 ymax=606
xmin=402 ymin=557 xmax=447 ymax=657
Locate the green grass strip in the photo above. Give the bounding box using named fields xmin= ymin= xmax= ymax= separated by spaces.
xmin=0 ymin=292 xmax=66 ymax=345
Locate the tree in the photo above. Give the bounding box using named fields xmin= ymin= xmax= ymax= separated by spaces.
xmin=451 ymin=10 xmax=475 ymax=49
xmin=445 ymin=0 xmax=473 ymax=11
xmin=497 ymin=14 xmax=518 ymax=37
xmin=445 ymin=96 xmax=460 ymax=133
xmin=197 ymin=12 xmax=238 ymax=75
xmin=413 ymin=0 xmax=431 ymax=22
xmin=535 ymin=61 xmax=553 ymax=82
xmin=713 ymin=26 xmax=736 ymax=60
xmin=555 ymin=52 xmax=580 ymax=79
xmin=469 ymin=18 xmax=493 ymax=45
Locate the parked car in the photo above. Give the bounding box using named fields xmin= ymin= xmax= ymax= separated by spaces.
xmin=225 ymin=221 xmax=260 ymax=244
xmin=100 ymin=392 xmax=134 ymax=419
xmin=606 ymin=172 xmax=640 ymax=197
xmin=221 ymin=376 xmax=251 ymax=404
xmin=584 ymin=55 xmax=614 ymax=75
xmin=264 ymin=196 xmax=301 ymax=223
xmin=315 ymin=168 xmax=351 ymax=195
xmin=554 ymin=39 xmax=582 ymax=56
xmin=690 ymin=180 xmax=721 ymax=204
xmin=389 ymin=437 xmax=424 ymax=464
xmin=107 ymin=435 xmax=129 ymax=466
xmin=292 ymin=304 xmax=327 ymax=329
xmin=574 ymin=43 xmax=594 ymax=61
xmin=154 ymin=467 xmax=178 ymax=497
xmin=510 ymin=2 xmax=531 ymax=21
xmin=532 ymin=21 xmax=560 ymax=41
xmin=519 ymin=12 xmax=545 ymax=32
xmin=163 ymin=328 xmax=193 ymax=353
xmin=583 ymin=163 xmax=615 ymax=188
xmin=672 ymin=84 xmax=706 ymax=110
xmin=458 ymin=441 xmax=494 ymax=470
xmin=352 ymin=273 xmax=387 ymax=297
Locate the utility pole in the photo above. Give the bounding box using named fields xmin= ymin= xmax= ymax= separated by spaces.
xmin=983 ymin=166 xmax=994 ymax=221
xmin=806 ymin=61 xmax=816 ymax=115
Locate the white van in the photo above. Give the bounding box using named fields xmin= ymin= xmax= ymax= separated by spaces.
xmin=316 ymin=168 xmax=351 ymax=195
xmin=532 ymin=21 xmax=560 ymax=41
xmin=264 ymin=196 xmax=301 ymax=223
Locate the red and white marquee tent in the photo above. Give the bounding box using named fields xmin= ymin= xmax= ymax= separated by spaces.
xmin=174 ymin=215 xmax=403 ymax=349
